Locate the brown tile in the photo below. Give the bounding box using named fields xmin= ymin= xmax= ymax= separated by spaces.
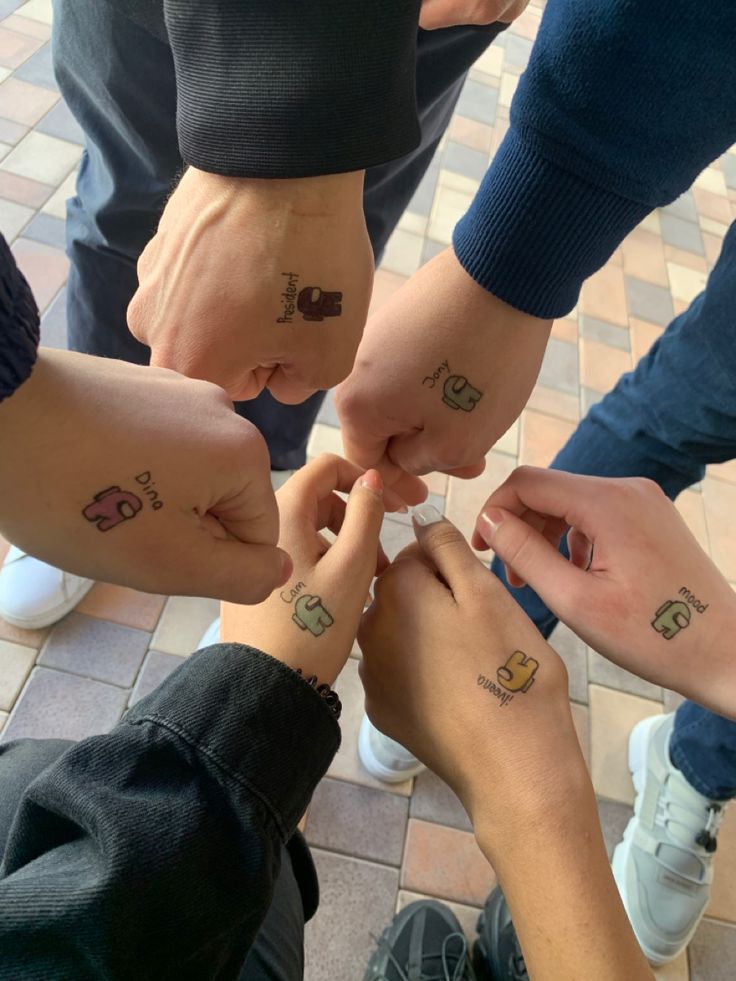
xmin=525 ymin=383 xmax=580 ymax=423
xmin=11 ymin=237 xmax=68 ymax=311
xmin=0 ymin=614 xmax=48 ymax=649
xmin=3 ymin=14 xmax=51 ymax=40
xmin=589 ymin=685 xmax=663 ymax=804
xmin=410 ymin=768 xmax=472 ymax=832
xmin=621 ymin=228 xmax=668 ymax=287
xmin=0 ymin=169 xmax=51 ymax=206
xmin=707 ymin=806 xmax=736 ymax=923
xmin=693 ymin=185 xmax=733 ymax=225
xmin=579 ymin=338 xmax=632 ymax=393
xmin=401 ymin=818 xmax=496 ymax=906
xmin=664 ymin=245 xmax=708 ymax=273
xmin=0 ymin=76 xmax=57 ymax=126
xmin=551 ymin=316 xmax=578 ymax=343
xmin=702 ymin=231 xmax=724 ymax=266
xmin=0 ymin=639 xmax=36 ymax=711
xmin=579 ymin=264 xmax=628 ymax=327
xmin=587 ymin=646 xmax=662 ymax=700
xmin=702 ymin=477 xmax=736 ymax=582
xmin=675 ymin=489 xmax=711 ymax=555
xmin=570 ymin=701 xmax=591 ymax=770
xmin=629 ymin=316 xmax=664 ymax=364
xmin=76 ymin=583 xmax=165 ymax=632
xmin=0 ymin=26 xmax=42 ymax=69
xmin=518 ymin=410 xmax=576 ymax=469
xmin=448 ymin=114 xmax=493 ymax=153
xmin=652 ymin=951 xmax=690 ymax=980
xmin=397 ymin=890 xmax=481 ymax=946
xmin=707 ymin=458 xmax=736 ymax=486
xmin=549 ymin=622 xmax=588 ymax=704
xmin=445 ymin=450 xmax=516 ymax=546
xmin=688 ymin=918 xmax=736 ymax=980
xmin=596 ymin=797 xmax=633 ymax=860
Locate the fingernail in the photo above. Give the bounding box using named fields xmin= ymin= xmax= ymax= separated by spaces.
xmin=412 ymin=503 xmax=444 ymax=526
xmin=479 ymin=508 xmax=505 ymax=537
xmin=361 ymin=469 xmax=384 ymax=497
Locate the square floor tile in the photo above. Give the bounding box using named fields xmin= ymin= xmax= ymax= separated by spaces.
xmin=589 ymin=684 xmax=662 ymax=804
xmin=630 ymin=317 xmax=665 ymax=364
xmin=661 ymin=190 xmax=698 ymax=224
xmin=12 ymin=38 xmax=54 ymax=90
xmin=129 ymin=649 xmax=184 ymax=706
xmin=39 ymin=167 xmax=75 ymax=219
xmin=34 ymin=97 xmax=84 ymax=143
xmin=621 ymin=227 xmax=668 ymax=287
xmin=0 ymin=710 xmax=7 ymax=733
xmin=15 ymin=0 xmax=52 ymax=25
xmin=653 ymin=952 xmax=690 ymax=980
xmin=2 ymin=666 xmax=127 ymax=742
xmin=579 ymin=337 xmax=632 ymax=394
xmin=457 ymin=78 xmax=498 ymax=125
xmin=76 ymin=583 xmax=165 ymax=632
xmin=306 ymin=421 xmax=342 ymax=458
xmin=0 ymin=116 xmax=28 ymax=145
xmin=408 ymin=162 xmax=439 ymax=217
xmin=660 ymin=213 xmax=705 ymax=255
xmin=0 ymin=638 xmax=35 ymax=710
xmin=587 ymin=647 xmax=662 ymax=700
xmin=579 ymin=264 xmax=628 ymax=326
xmin=443 ymin=139 xmax=488 ymax=181
xmin=421 ymin=237 xmax=445 ymax=265
xmin=688 ymin=918 xmax=736 ymax=980
xmin=571 ymin=701 xmax=591 ymax=769
xmin=0 ymin=75 xmax=56 ymax=125
xmin=401 ymin=819 xmax=496 ymax=906
xmin=579 ymin=315 xmax=631 ymax=351
xmin=692 ymin=185 xmax=732 ymax=226
xmin=21 ymin=209 xmax=64 ymax=248
xmin=707 ymin=806 xmax=736 ymax=924
xmin=306 ymin=777 xmax=409 ymax=866
xmin=427 ymin=184 xmax=474 ymax=245
xmin=519 ymin=410 xmax=576 ymax=469
xmin=624 ymin=276 xmax=675 ymax=326
xmin=675 ymin=490 xmax=710 ymax=555
xmin=11 ymin=236 xmax=68 ymax=310
xmin=0 ymin=167 xmax=51 ymax=206
xmin=39 ymin=612 xmax=149 ymax=687
xmin=702 ymin=478 xmax=736 ymax=582
xmin=580 ymin=385 xmax=604 ymax=415
xmin=526 ymin=383 xmax=580 ymax=422
xmin=150 ymin=595 xmax=219 ymax=656
xmin=667 ymin=261 xmax=707 ymax=304
xmin=0 ymin=196 xmax=32 ymax=239
xmin=446 ymin=451 xmax=516 ymax=546
xmin=595 ymin=796 xmax=633 ymax=859
xmin=305 ymin=849 xmax=399 ymax=981
xmin=3 ymin=12 xmax=49 ymax=39
xmin=548 ymin=622 xmax=588 ymax=704
xmin=538 ymin=337 xmax=579 ymax=394
xmin=448 ymin=114 xmax=493 ymax=153
xmin=1 ymin=130 xmax=80 ymax=186
xmin=505 ymin=32 xmax=532 ymax=67
xmin=0 ymin=613 xmax=48 ymax=649
xmin=380 ymin=226 xmax=424 ymax=276
xmin=0 ymin=25 xmax=42 ymax=69
xmin=410 ymin=768 xmax=472 ymax=832
xmin=39 ymin=283 xmax=66 ymax=348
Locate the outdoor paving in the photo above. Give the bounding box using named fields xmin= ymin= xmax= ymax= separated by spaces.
xmin=1 ymin=1 xmax=736 ymax=978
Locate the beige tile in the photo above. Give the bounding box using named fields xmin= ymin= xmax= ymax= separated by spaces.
xmin=397 ymin=209 xmax=428 ymax=237
xmin=621 ymin=228 xmax=668 ymax=287
xmin=579 ymin=338 xmax=632 ymax=394
xmin=401 ymin=818 xmax=496 ymax=906
xmin=150 ymin=595 xmax=220 ymax=656
xmin=40 ymin=169 xmax=77 ymax=220
xmin=3 ymin=14 xmax=50 ymax=39
xmin=570 ymin=701 xmax=591 ymax=771
xmin=675 ymin=489 xmax=711 ymax=555
xmin=695 ymin=166 xmax=728 ymax=197
xmin=0 ymin=197 xmax=32 ymax=240
xmin=15 ymin=0 xmax=53 ymax=24
xmin=327 ymin=657 xmax=412 ymax=796
xmin=693 ymin=186 xmax=732 ymax=225
xmin=551 ymin=316 xmax=578 ymax=343
xmin=11 ymin=238 xmax=68 ymax=311
xmin=445 ymin=450 xmax=516 ymax=546
xmin=1 ymin=131 xmax=81 ymax=186
xmin=639 ymin=211 xmax=662 ymax=236
xmin=703 ymin=477 xmax=736 ymax=582
xmin=0 ymin=76 xmax=57 ymax=126
xmin=525 ymin=383 xmax=580 ymax=423
xmin=707 ymin=806 xmax=736 ymax=924
xmin=0 ymin=710 xmax=7 ymax=733
xmin=707 ymin=458 xmax=736 ymax=485
xmin=448 ymin=115 xmax=493 ymax=153
xmin=699 ymin=216 xmax=729 ymax=239
xmin=437 ymin=168 xmax=480 ymax=196
xmin=589 ymin=685 xmax=663 ymax=804
xmin=498 ymin=72 xmax=518 ymax=109
xmin=663 ymin=245 xmax=708 ymax=274
xmin=76 ymin=583 xmax=166 ymax=632
xmin=397 ymin=890 xmax=480 ymax=945
xmin=0 ymin=26 xmax=43 ymax=70
xmin=702 ymin=231 xmax=724 ymax=267
xmin=510 ymin=7 xmax=541 ymax=40
xmin=666 ymin=262 xmax=707 ymax=303
xmin=473 ymin=44 xmax=504 ymax=77
xmin=307 ymin=423 xmax=343 ymax=458
xmin=494 ymin=418 xmax=519 ymax=457
xmin=629 ymin=317 xmax=664 ymax=364
xmin=579 ymin=264 xmax=628 ymax=326
xmin=0 ymin=615 xmax=48 ymax=649
xmin=0 ymin=639 xmax=36 ymax=711
xmin=490 ymin=117 xmax=509 ymax=157
xmin=428 ymin=185 xmax=475 ymax=245
xmin=380 ymin=227 xmax=425 ymax=277
xmin=519 ymin=410 xmax=576 ymax=469
xmin=652 ymin=951 xmax=690 ymax=980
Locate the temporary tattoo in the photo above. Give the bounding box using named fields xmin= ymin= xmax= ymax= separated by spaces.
xmin=292 ymin=594 xmax=334 ymax=637
xmin=277 ymin=271 xmax=343 ymax=323
xmin=280 ymin=581 xmax=307 ymax=604
xmin=442 ymin=375 xmax=483 ymax=412
xmin=135 ymin=471 xmax=164 ymax=510
xmin=652 ymin=600 xmax=691 ymax=639
xmin=82 ymin=487 xmax=142 ymax=532
xmin=497 ymin=650 xmax=539 ymax=693
xmin=422 ymin=359 xmax=450 ymax=388
xmin=477 ymin=673 xmax=514 ymax=708
xmin=678 ymin=586 xmax=709 ymax=614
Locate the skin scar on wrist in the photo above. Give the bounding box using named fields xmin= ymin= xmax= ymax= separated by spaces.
xmin=81 ymin=471 xmax=163 ymax=532
xmin=478 ymin=650 xmax=540 ymax=708
xmin=652 ymin=586 xmax=708 ymax=639
xmin=421 ymin=360 xmax=483 ymax=412
xmin=280 ymin=581 xmax=334 ymax=637
xmin=277 ymin=272 xmax=343 ymax=325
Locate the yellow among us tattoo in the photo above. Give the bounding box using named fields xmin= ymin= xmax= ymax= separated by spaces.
xmin=478 ymin=650 xmax=540 ymax=708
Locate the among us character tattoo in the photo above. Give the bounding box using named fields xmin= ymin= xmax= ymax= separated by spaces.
xmin=82 ymin=486 xmax=142 ymax=532
xmin=278 ymin=271 xmax=342 ymax=324
xmin=651 ymin=586 xmax=708 ymax=639
xmin=442 ymin=374 xmax=483 ymax=412
xmin=497 ymin=650 xmax=539 ymax=693
xmin=292 ymin=594 xmax=334 ymax=637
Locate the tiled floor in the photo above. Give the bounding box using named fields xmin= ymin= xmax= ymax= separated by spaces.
xmin=1 ymin=1 xmax=736 ymax=978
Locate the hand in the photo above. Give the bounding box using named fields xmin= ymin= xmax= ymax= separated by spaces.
xmin=128 ymin=167 xmax=373 ymax=404
xmin=0 ymin=349 xmax=290 ymax=603
xmin=221 ymin=454 xmax=395 ymax=685
xmin=474 ymin=467 xmax=736 ymax=719
xmin=419 ymin=0 xmax=529 ymax=30
xmin=335 ymin=247 xmax=551 ymax=492
xmin=358 ymin=506 xmax=581 ymax=829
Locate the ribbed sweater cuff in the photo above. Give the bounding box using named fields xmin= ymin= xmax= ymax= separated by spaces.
xmin=453 ymin=127 xmax=651 ymax=319
xmin=0 ymin=238 xmax=40 ymax=404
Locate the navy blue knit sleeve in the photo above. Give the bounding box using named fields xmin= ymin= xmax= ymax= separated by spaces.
xmin=454 ymin=1 xmax=736 ymax=318
xmin=0 ymin=237 xmax=39 ymax=404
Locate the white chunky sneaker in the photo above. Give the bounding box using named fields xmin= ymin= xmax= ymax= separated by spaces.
xmin=197 ymin=617 xmax=221 ymax=650
xmin=358 ymin=715 xmax=426 ymax=783
xmin=612 ymin=713 xmax=725 ymax=965
xmin=0 ymin=547 xmax=94 ymax=629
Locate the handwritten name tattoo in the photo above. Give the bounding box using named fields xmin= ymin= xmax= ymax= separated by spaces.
xmin=652 ymin=586 xmax=708 ymax=639
xmin=421 ymin=360 xmax=483 ymax=412
xmin=477 ymin=650 xmax=540 ymax=708
xmin=280 ymin=581 xmax=334 ymax=637
xmin=82 ymin=469 xmax=164 ymax=532
xmin=278 ymin=272 xmax=343 ymax=324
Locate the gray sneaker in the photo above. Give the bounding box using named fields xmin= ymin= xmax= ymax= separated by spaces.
xmin=612 ymin=713 xmax=725 ymax=965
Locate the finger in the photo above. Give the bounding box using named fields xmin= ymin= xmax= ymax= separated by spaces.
xmin=209 ymin=428 xmax=280 ymax=546
xmin=567 ymin=527 xmax=593 ymax=570
xmin=441 ymin=461 xmax=486 ymax=480
xmin=485 ymin=466 xmax=601 ymax=538
xmin=387 ymin=428 xmax=483 ymax=481
xmin=411 ymin=504 xmax=487 ymax=598
xmin=474 ymin=506 xmax=587 ymax=615
xmin=189 ymin=540 xmax=293 ymax=605
xmin=322 ymin=470 xmax=386 ymax=601
xmin=283 ymin=453 xmax=410 ymax=515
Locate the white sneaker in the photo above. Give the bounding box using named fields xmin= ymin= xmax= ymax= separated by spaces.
xmin=612 ymin=713 xmax=725 ymax=965
xmin=0 ymin=547 xmax=95 ymax=629
xmin=358 ymin=715 xmax=426 ymax=783
xmin=197 ymin=617 xmax=221 ymax=649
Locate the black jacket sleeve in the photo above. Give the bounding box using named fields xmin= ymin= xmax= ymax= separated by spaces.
xmin=112 ymin=0 xmax=423 ymax=178
xmin=0 ymin=644 xmax=340 ymax=981
xmin=0 ymin=237 xmax=39 ymax=405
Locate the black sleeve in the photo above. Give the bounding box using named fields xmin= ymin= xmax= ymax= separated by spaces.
xmin=0 ymin=237 xmax=39 ymax=405
xmin=162 ymin=0 xmax=422 ymax=178
xmin=0 ymin=644 xmax=340 ymax=981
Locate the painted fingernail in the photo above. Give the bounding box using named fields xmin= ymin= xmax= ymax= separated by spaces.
xmin=361 ymin=469 xmax=384 ymax=497
xmin=412 ymin=503 xmax=444 ymax=526
xmin=479 ymin=508 xmax=505 ymax=537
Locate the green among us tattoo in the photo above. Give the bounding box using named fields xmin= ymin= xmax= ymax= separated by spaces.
xmin=292 ymin=595 xmax=334 ymax=637
xmin=442 ymin=375 xmax=483 ymax=412
xmin=478 ymin=650 xmax=540 ymax=708
xmin=652 ymin=586 xmax=707 ymax=639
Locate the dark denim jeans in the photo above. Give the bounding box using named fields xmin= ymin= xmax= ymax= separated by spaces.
xmin=52 ymin=0 xmax=504 ymax=469
xmin=493 ymin=221 xmax=736 ymax=801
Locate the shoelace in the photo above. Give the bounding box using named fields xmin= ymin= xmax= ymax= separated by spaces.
xmin=656 ymin=780 xmax=726 ymax=864
xmin=368 ymin=930 xmax=477 ymax=981
xmin=508 ymin=948 xmax=528 ymax=980
xmin=695 ymin=803 xmax=724 ymax=853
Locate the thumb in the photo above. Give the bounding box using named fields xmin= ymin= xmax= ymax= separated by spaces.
xmin=411 ymin=504 xmax=487 ymax=596
xmin=195 ymin=540 xmax=293 ymax=605
xmin=475 ymin=507 xmax=586 ymax=615
xmin=323 ymin=470 xmax=386 ymax=597
xmin=388 ymin=429 xmax=484 ymax=480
